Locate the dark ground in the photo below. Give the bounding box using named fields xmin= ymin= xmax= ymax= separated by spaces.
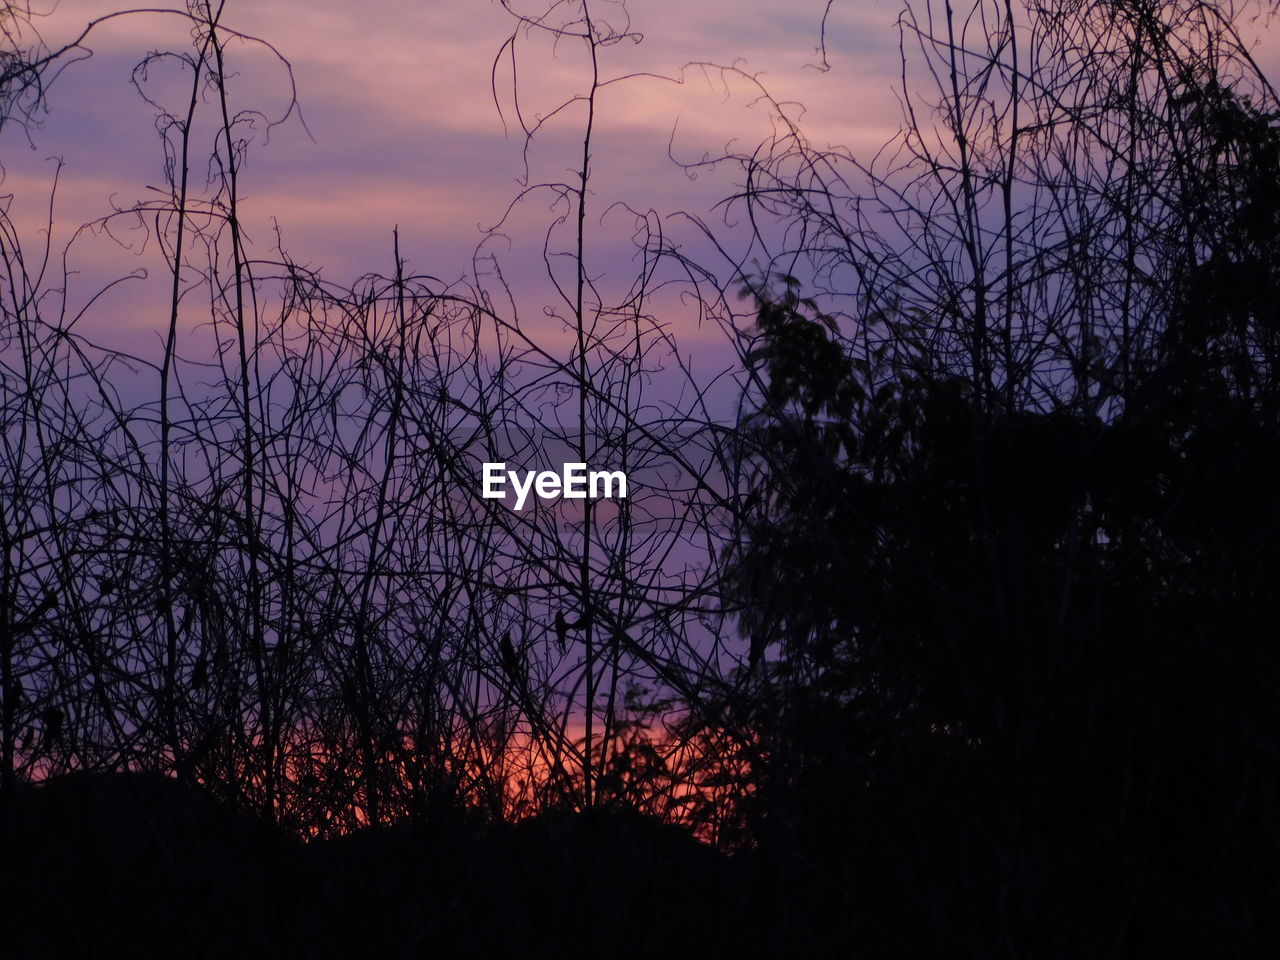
xmin=1 ymin=772 xmax=758 ymax=959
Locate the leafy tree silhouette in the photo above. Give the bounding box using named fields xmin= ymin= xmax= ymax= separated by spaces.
xmin=722 ymin=80 xmax=1280 ymax=958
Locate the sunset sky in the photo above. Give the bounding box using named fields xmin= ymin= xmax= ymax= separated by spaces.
xmin=2 ymin=0 xmax=1277 ymax=381
xmin=2 ymin=1 xmax=915 ymax=356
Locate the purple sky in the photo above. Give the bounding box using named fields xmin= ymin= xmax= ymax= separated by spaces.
xmin=6 ymin=1 xmax=1280 ymax=360
xmin=2 ymin=1 xmax=907 ymax=357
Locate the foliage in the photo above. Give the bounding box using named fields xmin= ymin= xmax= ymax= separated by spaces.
xmin=717 ymin=5 xmax=1280 ymax=953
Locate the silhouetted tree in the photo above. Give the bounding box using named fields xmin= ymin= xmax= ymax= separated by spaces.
xmin=711 ymin=2 xmax=1280 ymax=955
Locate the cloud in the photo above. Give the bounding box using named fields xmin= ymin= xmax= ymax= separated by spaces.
xmin=12 ymin=0 xmax=937 ymax=377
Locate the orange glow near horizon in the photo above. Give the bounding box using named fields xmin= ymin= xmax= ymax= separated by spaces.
xmin=90 ymin=713 xmax=752 ymax=847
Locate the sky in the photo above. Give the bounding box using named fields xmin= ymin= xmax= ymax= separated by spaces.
xmin=1 ymin=0 xmax=908 ymax=358
xmin=5 ymin=1 xmax=1280 ymax=365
